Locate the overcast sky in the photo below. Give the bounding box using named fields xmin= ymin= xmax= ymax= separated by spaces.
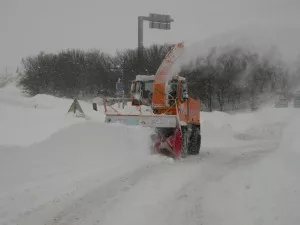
xmin=1 ymin=0 xmax=300 ymax=74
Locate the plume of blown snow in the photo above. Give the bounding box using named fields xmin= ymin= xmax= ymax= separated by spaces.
xmin=176 ymin=25 xmax=300 ymax=74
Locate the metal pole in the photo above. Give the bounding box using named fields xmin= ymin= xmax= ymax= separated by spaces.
xmin=137 ymin=14 xmax=174 ymax=74
xmin=121 ymin=57 xmax=125 ymax=109
xmin=138 ymin=16 xmax=144 ymax=52
xmin=138 ymin=16 xmax=144 ymax=74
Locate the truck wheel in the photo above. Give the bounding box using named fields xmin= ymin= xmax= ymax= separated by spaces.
xmin=188 ymin=125 xmax=201 ymax=155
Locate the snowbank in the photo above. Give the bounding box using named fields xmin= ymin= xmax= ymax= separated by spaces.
xmin=1 ymin=83 xmax=300 ymax=224
xmin=199 ymin=108 xmax=300 ymax=225
xmin=1 ymin=82 xmax=296 ymax=149
xmin=0 ymin=83 xmax=104 ymax=146
xmin=200 ymin=107 xmax=296 ymax=147
xmin=1 ymin=81 xmax=296 ymax=148
xmin=0 ymin=83 xmax=171 ymax=224
xmin=0 ymin=122 xmax=162 ymax=225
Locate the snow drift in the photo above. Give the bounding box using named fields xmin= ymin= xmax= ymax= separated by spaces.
xmin=1 ymin=82 xmax=300 ymax=225
xmin=0 ymin=83 xmax=104 ymax=146
xmin=200 ymin=107 xmax=295 ymax=147
xmin=0 ymin=121 xmax=162 ymax=224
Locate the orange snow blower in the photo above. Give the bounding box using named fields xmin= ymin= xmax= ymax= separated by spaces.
xmin=102 ymin=42 xmax=201 ymax=158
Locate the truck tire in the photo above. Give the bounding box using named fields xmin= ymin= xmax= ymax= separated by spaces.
xmin=188 ymin=125 xmax=201 ymax=155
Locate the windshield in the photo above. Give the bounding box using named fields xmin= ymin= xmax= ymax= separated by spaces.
xmin=144 ymin=81 xmax=153 ymax=92
xmin=134 ymin=81 xmax=153 ymax=94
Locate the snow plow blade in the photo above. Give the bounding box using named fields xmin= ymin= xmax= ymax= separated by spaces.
xmin=105 ymin=114 xmax=177 ymax=128
xmin=104 ymin=113 xmax=182 ymax=158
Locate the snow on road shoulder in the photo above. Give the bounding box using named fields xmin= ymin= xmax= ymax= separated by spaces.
xmin=198 ymin=108 xmax=300 ymax=225
xmin=0 ymin=121 xmax=164 ymax=225
xmin=201 ymin=107 xmax=296 ymax=147
xmin=2 ymin=82 xmax=300 ymax=225
xmin=0 ymin=83 xmax=104 ymax=147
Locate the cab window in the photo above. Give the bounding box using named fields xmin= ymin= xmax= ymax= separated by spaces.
xmin=181 ymin=80 xmax=188 ymax=101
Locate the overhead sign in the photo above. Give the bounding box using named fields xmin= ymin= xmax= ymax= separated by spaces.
xmin=147 ymin=13 xmax=173 ymax=30
xmin=149 ymin=22 xmax=171 ymax=30
xmin=148 ymin=13 xmax=172 ymax=22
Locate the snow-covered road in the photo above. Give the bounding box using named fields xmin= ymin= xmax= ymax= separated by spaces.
xmin=1 ymin=83 xmax=300 ymax=225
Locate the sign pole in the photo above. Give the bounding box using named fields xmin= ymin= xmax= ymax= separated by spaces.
xmin=137 ymin=13 xmax=174 ymax=74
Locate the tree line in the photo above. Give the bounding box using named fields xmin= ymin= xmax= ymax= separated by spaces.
xmin=180 ymin=46 xmax=291 ymax=111
xmin=17 ymin=43 xmax=298 ymax=111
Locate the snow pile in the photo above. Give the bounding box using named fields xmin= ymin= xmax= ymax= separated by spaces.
xmin=2 ymin=82 xmax=300 ymax=224
xmin=0 ymin=83 xmax=104 ymax=146
xmin=0 ymin=122 xmax=162 ymax=225
xmin=200 ymin=107 xmax=295 ymax=147
xmin=200 ymin=109 xmax=300 ymax=225
xmin=0 ymin=83 xmax=169 ymax=224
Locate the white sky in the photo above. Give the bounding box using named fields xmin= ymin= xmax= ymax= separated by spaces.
xmin=1 ymin=0 xmax=300 ymax=74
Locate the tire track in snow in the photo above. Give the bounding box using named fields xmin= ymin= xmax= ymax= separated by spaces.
xmin=80 ymin=142 xmax=278 ymax=225
xmin=13 ymin=120 xmax=285 ymax=225
xmin=12 ymin=156 xmax=171 ymax=225
xmin=48 ymin=163 xmax=159 ymax=225
xmin=137 ymin=142 xmax=280 ymax=225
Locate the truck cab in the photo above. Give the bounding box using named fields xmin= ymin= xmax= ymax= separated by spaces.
xmin=130 ymin=74 xmax=189 ymax=108
xmin=130 ymin=75 xmax=155 ymax=106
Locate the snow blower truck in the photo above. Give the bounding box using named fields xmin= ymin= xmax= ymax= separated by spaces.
xmin=102 ymin=42 xmax=201 ymax=159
